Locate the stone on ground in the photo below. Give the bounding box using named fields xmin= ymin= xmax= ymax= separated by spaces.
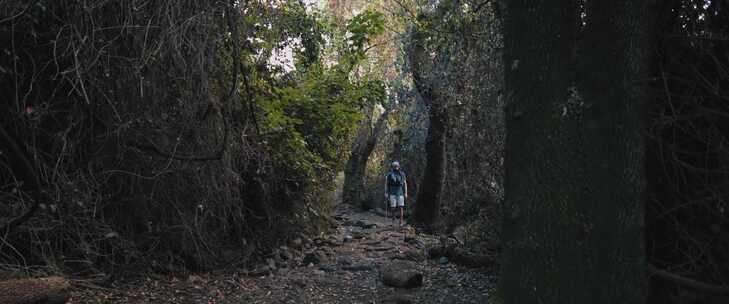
xmin=382 ymin=293 xmax=414 ymax=304
xmin=393 ymin=250 xmax=426 ymax=262
xmin=381 ymin=262 xmax=424 ymax=288
xmin=382 ymin=271 xmax=423 ymax=288
xmin=337 ymin=256 xmax=353 ymax=266
xmin=303 ymin=250 xmax=328 ymax=266
xmin=290 ymin=237 xmax=303 ymax=248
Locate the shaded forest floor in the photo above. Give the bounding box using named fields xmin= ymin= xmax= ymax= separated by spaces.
xmin=70 ymin=204 xmax=496 ymax=303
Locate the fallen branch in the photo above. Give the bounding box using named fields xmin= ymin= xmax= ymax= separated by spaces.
xmin=649 ymin=264 xmax=729 ymax=295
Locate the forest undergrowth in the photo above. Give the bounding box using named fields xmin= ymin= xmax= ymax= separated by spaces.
xmin=2 ymin=1 xmax=729 ymax=304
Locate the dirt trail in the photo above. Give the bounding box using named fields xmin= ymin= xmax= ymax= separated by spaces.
xmin=72 ymin=205 xmax=496 ymax=303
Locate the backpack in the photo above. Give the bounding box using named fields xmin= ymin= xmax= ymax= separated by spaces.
xmin=387 ymin=171 xmax=404 ymax=187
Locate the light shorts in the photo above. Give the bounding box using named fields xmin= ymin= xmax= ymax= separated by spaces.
xmin=389 ymin=195 xmax=405 ymax=208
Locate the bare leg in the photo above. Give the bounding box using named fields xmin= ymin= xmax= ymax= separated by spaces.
xmin=387 ymin=202 xmax=394 ymax=222
xmin=399 ymin=206 xmax=404 ymax=226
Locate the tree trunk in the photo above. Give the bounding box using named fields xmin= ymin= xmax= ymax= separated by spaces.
xmin=498 ymin=1 xmax=649 ymax=303
xmin=343 ymin=104 xmax=392 ymax=209
xmin=413 ymin=101 xmax=447 ymax=231
xmin=409 ymin=27 xmax=447 ymax=231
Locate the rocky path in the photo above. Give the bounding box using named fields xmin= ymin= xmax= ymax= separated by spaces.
xmin=71 ymin=205 xmax=496 ymax=303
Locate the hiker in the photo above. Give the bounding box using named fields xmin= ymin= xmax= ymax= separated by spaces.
xmin=384 ymin=161 xmax=408 ymax=226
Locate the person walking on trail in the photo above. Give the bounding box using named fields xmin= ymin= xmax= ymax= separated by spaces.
xmin=385 ymin=161 xmax=408 ymax=226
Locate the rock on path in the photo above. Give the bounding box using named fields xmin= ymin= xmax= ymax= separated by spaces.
xmin=70 ymin=204 xmax=496 ymax=304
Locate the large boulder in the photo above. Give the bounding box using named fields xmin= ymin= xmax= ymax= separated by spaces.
xmin=382 ymin=270 xmax=423 ymax=288
xmin=303 ymin=250 xmax=328 ymax=266
xmin=381 ymin=262 xmax=423 ymax=288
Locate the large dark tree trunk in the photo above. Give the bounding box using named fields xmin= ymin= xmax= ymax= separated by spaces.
xmin=498 ymin=1 xmax=650 ymax=303
xmin=409 ymin=27 xmax=447 ymax=231
xmin=343 ymin=104 xmax=392 ymax=209
xmin=413 ymin=101 xmax=447 ymax=230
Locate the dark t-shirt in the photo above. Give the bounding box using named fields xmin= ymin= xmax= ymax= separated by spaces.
xmin=386 ymin=170 xmax=406 ymax=196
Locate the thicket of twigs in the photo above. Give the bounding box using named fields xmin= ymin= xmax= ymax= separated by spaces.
xmin=0 ymin=0 xmax=329 ymax=277
xmin=646 ymin=1 xmax=729 ymax=300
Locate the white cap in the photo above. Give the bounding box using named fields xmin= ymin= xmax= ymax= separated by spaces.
xmin=391 ymin=161 xmax=400 ymax=167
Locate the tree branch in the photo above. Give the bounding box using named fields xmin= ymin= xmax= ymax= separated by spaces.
xmin=236 ymin=0 xmax=261 ymax=138
xmin=408 ymin=27 xmax=433 ymax=101
xmin=0 ymin=123 xmax=41 ymax=234
xmin=125 ymin=0 xmax=245 ymax=162
xmin=473 ymin=0 xmax=492 ymax=13
xmin=0 ymin=0 xmax=40 ymax=24
xmin=650 ymin=264 xmax=729 ymax=295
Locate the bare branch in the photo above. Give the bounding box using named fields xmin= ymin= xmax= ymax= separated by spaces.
xmin=0 ymin=0 xmax=40 ymax=24
xmin=650 ymin=264 xmax=729 ymax=295
xmin=0 ymin=124 xmax=41 ymax=234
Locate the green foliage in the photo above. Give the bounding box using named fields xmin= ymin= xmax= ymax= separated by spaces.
xmin=236 ymin=4 xmax=388 ymax=228
xmin=240 ymin=1 xmax=328 ymax=73
xmin=345 ymin=10 xmax=386 ymax=61
xmin=283 ymin=6 xmax=327 ymax=68
xmin=256 ymin=66 xmax=386 ymax=178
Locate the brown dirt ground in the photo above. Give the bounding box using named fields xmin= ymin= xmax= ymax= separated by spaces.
xmin=70 ymin=205 xmax=496 ymax=304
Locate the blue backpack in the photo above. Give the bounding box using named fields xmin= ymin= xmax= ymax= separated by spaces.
xmin=387 ymin=171 xmax=404 ymax=187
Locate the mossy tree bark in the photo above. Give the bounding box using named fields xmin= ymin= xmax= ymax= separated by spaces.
xmin=409 ymin=27 xmax=448 ymax=232
xmin=498 ymin=1 xmax=650 ymax=303
xmin=343 ymin=103 xmax=393 ymax=209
